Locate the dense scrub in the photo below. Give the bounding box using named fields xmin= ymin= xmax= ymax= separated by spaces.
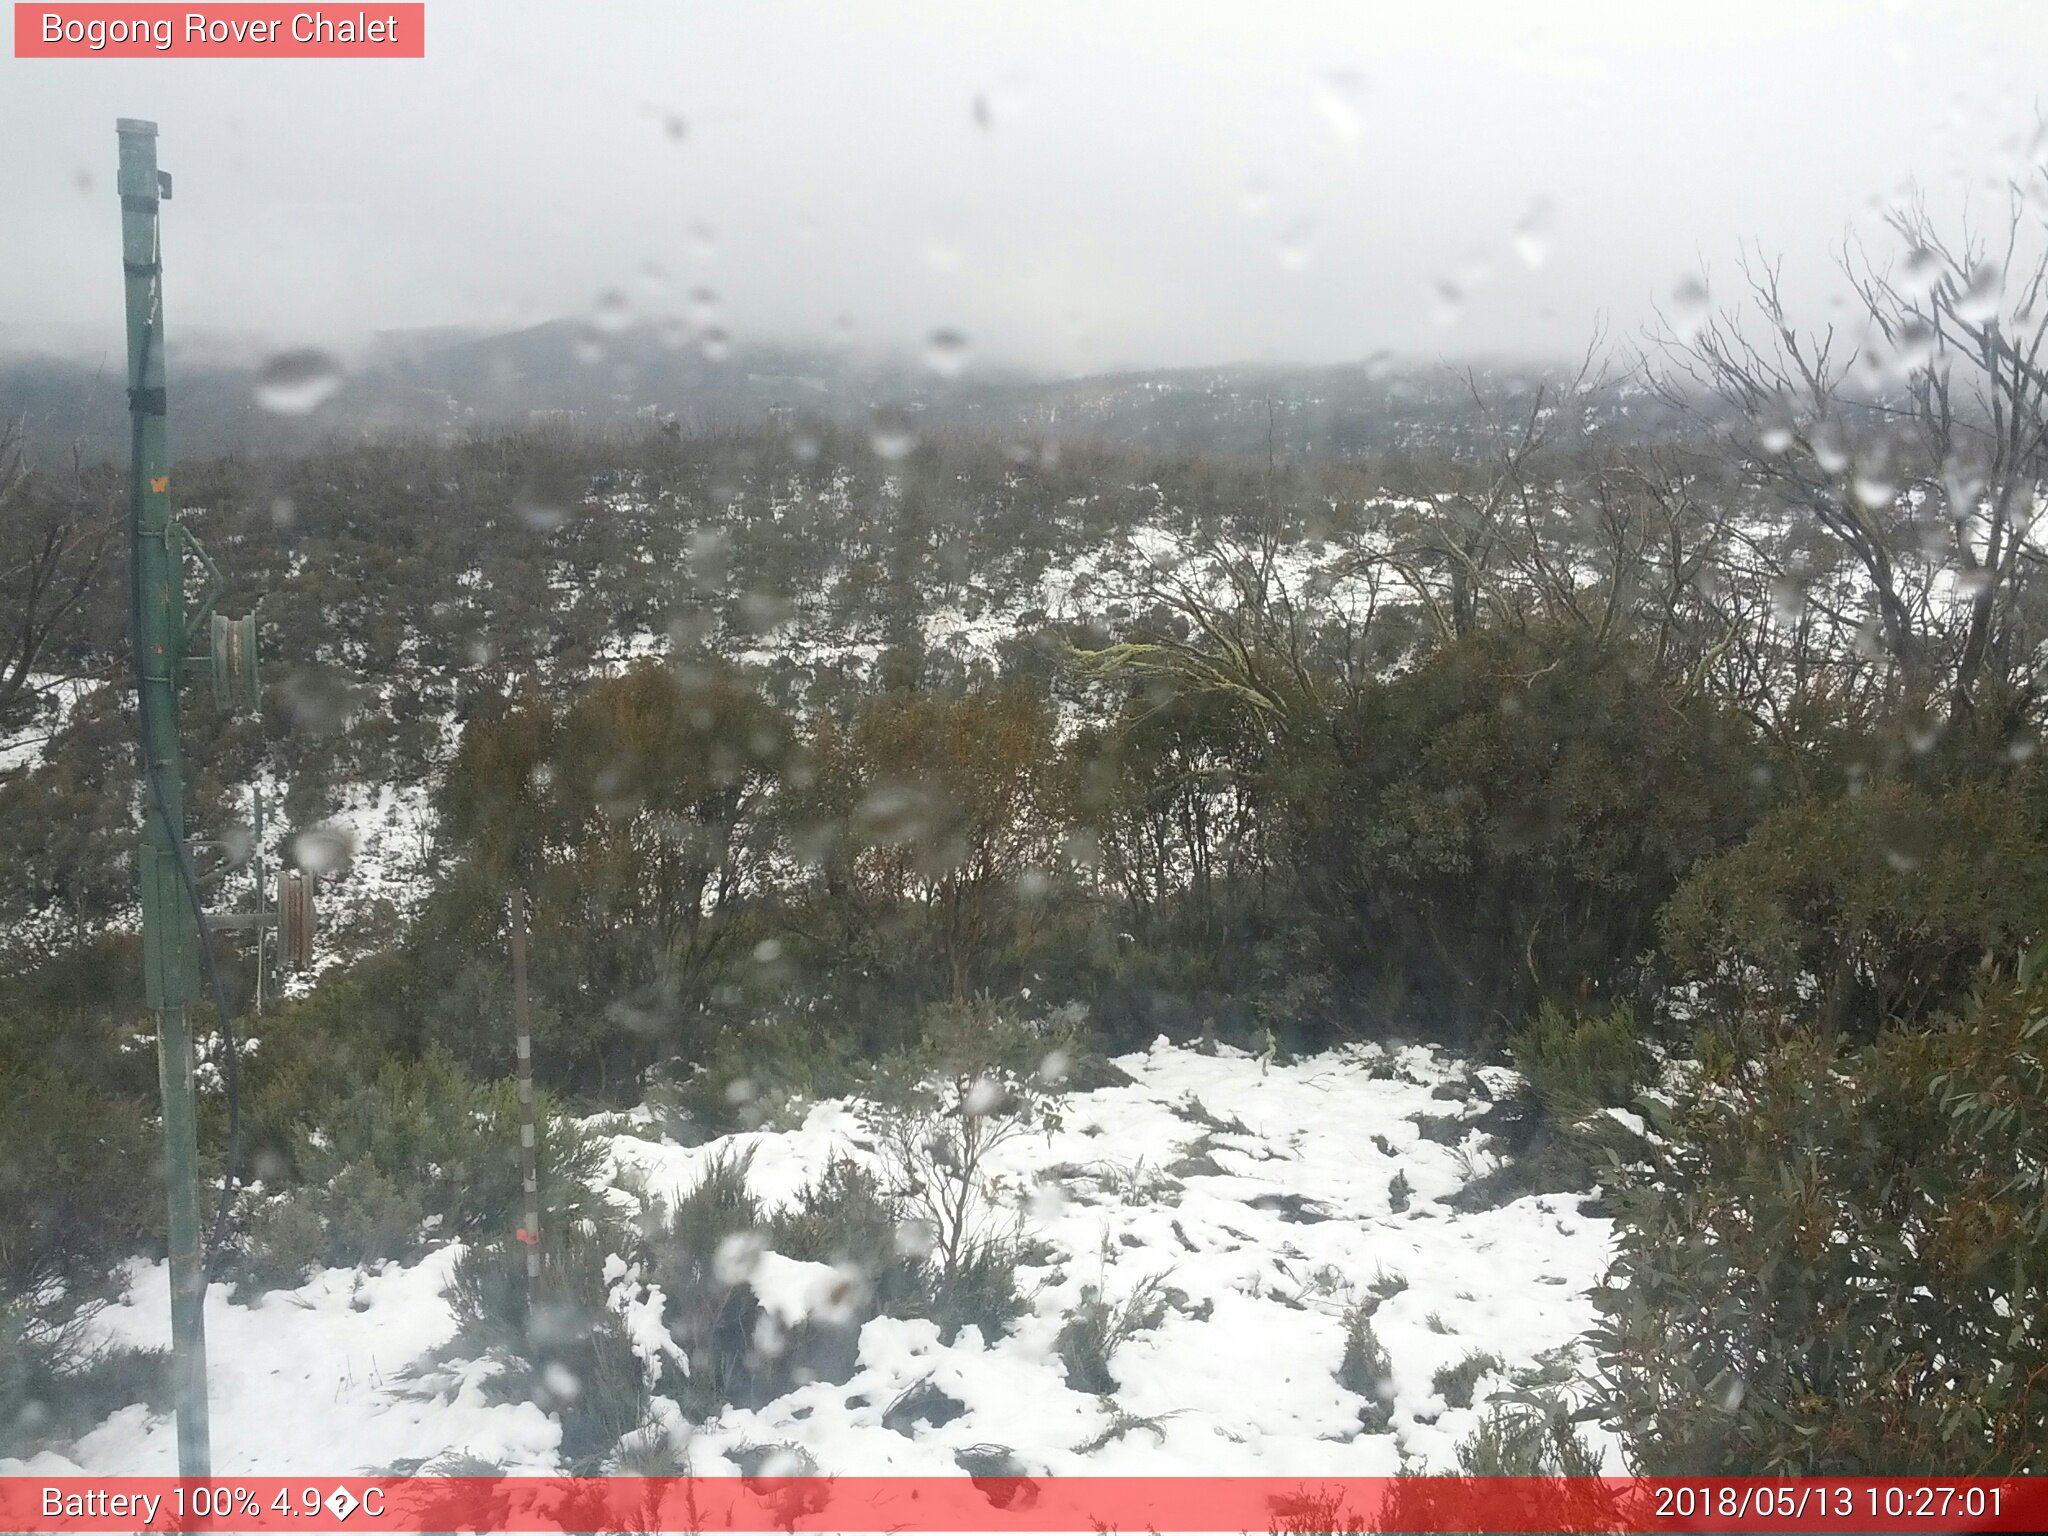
xmin=8 ymin=201 xmax=2048 ymax=1471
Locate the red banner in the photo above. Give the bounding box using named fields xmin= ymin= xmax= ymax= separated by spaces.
xmin=13 ymin=4 xmax=424 ymax=58
xmin=0 ymin=1476 xmax=2040 ymax=1533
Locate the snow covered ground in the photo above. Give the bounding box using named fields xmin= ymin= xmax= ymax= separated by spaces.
xmin=9 ymin=1039 xmax=1618 ymax=1479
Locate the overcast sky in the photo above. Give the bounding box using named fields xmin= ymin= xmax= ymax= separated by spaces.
xmin=4 ymin=0 xmax=2046 ymax=376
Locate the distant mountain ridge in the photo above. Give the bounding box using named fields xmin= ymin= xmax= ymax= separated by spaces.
xmin=0 ymin=319 xmax=1649 ymax=466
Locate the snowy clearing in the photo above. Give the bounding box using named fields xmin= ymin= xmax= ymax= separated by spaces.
xmin=8 ymin=1039 xmax=1618 ymax=1478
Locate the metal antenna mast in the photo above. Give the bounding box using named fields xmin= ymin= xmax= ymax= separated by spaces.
xmin=118 ymin=115 xmax=212 ymax=1479
xmin=119 ymin=116 xmax=308 ymax=1478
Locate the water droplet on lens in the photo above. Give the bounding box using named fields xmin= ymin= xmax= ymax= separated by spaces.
xmin=542 ymin=1362 xmax=582 ymax=1401
xmin=1770 ymin=575 xmax=1807 ymax=624
xmin=714 ymin=1231 xmax=766 ymax=1286
xmin=1275 ymin=218 xmax=1315 ymax=273
xmin=1899 ymin=245 xmax=1941 ymax=297
xmin=518 ymin=499 xmax=567 ymax=532
xmin=870 ymin=407 xmax=917 ymax=461
xmin=254 ymin=349 xmax=343 ymax=414
xmin=1810 ymin=423 xmax=1850 ymax=475
xmin=291 ymin=823 xmax=354 ymax=876
xmin=700 ymin=326 xmax=732 ymax=362
xmin=894 ymin=1217 xmax=938 ymax=1259
xmin=1758 ymin=424 xmax=1794 ymax=455
xmin=1315 ymin=69 xmax=1367 ymax=146
xmin=925 ymin=327 xmax=969 ymax=377
xmin=964 ymin=1077 xmax=1004 ymax=1116
xmin=738 ymin=590 xmax=793 ymax=631
xmin=1431 ymin=279 xmax=1464 ymax=327
xmin=1669 ymin=278 xmax=1710 ymax=342
xmin=1239 ymin=174 xmax=1273 ymax=216
xmin=1955 ymin=258 xmax=2004 ymax=324
xmin=593 ymin=288 xmax=631 ymax=335
xmin=1512 ymin=196 xmax=1553 ymax=269
xmin=1853 ymin=467 xmax=1896 ymax=509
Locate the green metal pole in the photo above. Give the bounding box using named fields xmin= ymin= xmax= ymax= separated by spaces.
xmin=118 ymin=116 xmax=212 ymax=1479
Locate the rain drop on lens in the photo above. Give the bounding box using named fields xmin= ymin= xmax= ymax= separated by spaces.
xmin=1899 ymin=245 xmax=1941 ymax=297
xmin=1770 ymin=576 xmax=1807 ymax=625
xmin=713 ymin=1231 xmax=765 ymax=1286
xmin=1275 ymin=218 xmax=1315 ymax=273
xmin=925 ymin=327 xmax=969 ymax=378
xmin=870 ymin=408 xmax=917 ymax=461
xmin=1854 ymin=472 xmax=1896 ymax=510
xmin=592 ymin=288 xmax=631 ymax=335
xmin=1431 ymin=279 xmax=1464 ymax=327
xmin=1955 ymin=259 xmax=2004 ymax=324
xmin=1668 ymin=278 xmax=1710 ymax=342
xmin=1810 ymin=422 xmax=1849 ymax=475
xmin=1512 ymin=196 xmax=1553 ymax=269
xmin=1315 ymin=69 xmax=1366 ymax=146
xmin=964 ymin=1077 xmax=1004 ymax=1116
xmin=253 ymin=349 xmax=343 ymax=414
xmin=291 ymin=823 xmax=355 ymax=877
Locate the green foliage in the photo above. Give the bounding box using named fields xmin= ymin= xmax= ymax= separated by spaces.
xmin=800 ymin=684 xmax=1072 ymax=1005
xmin=445 ymin=1224 xmax=651 ymax=1469
xmin=436 ymin=693 xmax=559 ymax=888
xmin=1660 ymin=775 xmax=2048 ymax=1038
xmin=1431 ymin=1350 xmax=1504 ymax=1410
xmin=766 ymin=1157 xmax=933 ymax=1321
xmin=1454 ymin=1398 xmax=1601 ymax=1476
xmin=0 ymin=1041 xmax=160 ymax=1312
xmin=1588 ymin=966 xmax=2048 ymax=1472
xmin=0 ymin=986 xmax=175 ymax=1459
xmin=1053 ymin=1273 xmax=1171 ymax=1395
xmin=1510 ymin=1000 xmax=1651 ymax=1125
xmin=870 ymin=1001 xmax=1064 ymax=1339
xmin=643 ymin=1151 xmax=773 ymax=1418
xmin=433 ymin=662 xmax=798 ymax=1095
xmin=232 ymin=1052 xmax=606 ymax=1291
xmin=1 ymin=1301 xmax=168 ymax=1459
xmin=1288 ymin=630 xmax=1767 ymax=1035
xmin=1338 ymin=1301 xmax=1396 ymax=1431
